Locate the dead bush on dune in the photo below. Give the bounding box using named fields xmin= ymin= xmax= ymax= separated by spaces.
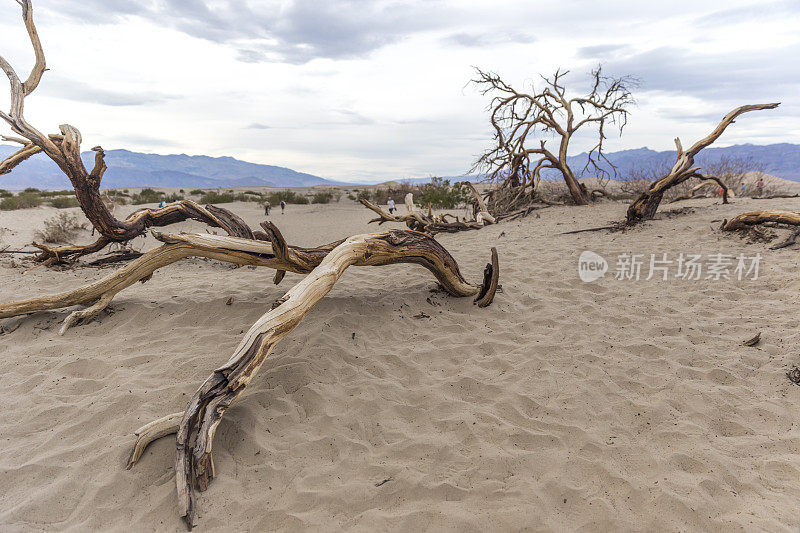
xmin=35 ymin=213 xmax=87 ymax=243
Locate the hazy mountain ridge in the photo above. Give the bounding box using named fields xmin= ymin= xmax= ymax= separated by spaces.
xmin=0 ymin=147 xmax=337 ymax=189
xmin=1 ymin=143 xmax=798 ymax=189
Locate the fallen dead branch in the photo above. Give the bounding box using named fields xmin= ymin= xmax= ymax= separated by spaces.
xmin=721 ymin=210 xmax=800 ymax=232
xmin=770 ymin=228 xmax=800 ymax=250
xmin=59 ymin=229 xmax=496 ymax=530
xmin=626 ymin=103 xmax=779 ymax=224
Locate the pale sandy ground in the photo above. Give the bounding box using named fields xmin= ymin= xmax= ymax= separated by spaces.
xmin=2 ymin=195 xmax=800 ymax=532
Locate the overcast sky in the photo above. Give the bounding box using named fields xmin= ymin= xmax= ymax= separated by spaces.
xmin=1 ymin=0 xmax=798 ymax=183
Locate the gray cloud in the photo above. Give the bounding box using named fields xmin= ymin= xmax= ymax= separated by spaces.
xmin=39 ymin=76 xmax=176 ymax=107
xmin=50 ymin=0 xmax=445 ymax=64
xmin=246 ymin=123 xmax=272 ymax=129
xmin=605 ymin=45 xmax=800 ymax=100
xmin=443 ymin=31 xmax=534 ymax=48
xmin=577 ymin=44 xmax=632 ymax=59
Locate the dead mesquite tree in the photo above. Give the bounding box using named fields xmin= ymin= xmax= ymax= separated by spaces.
xmin=472 ymin=66 xmax=636 ymax=209
xmin=0 ymin=0 xmax=254 ymax=263
xmin=626 ymin=103 xmax=780 ymax=224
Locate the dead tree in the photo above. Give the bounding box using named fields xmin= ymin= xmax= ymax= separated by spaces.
xmin=0 ymin=228 xmax=499 ymax=528
xmin=472 ymin=66 xmax=635 ymax=209
xmin=0 ymin=0 xmax=254 ymax=262
xmin=626 ymin=103 xmax=779 ymax=224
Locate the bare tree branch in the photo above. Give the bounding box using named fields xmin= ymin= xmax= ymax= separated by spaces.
xmin=471 ymin=65 xmax=636 ymax=209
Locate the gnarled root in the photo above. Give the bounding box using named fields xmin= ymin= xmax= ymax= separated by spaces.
xmin=125 ymin=230 xmax=496 ymax=529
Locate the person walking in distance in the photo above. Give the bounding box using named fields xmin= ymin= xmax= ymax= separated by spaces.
xmin=264 ymin=201 xmax=271 ymax=215
xmin=280 ymin=200 xmax=286 ymax=214
xmin=756 ymin=177 xmax=765 ymax=197
xmin=387 ymin=197 xmax=396 ymax=214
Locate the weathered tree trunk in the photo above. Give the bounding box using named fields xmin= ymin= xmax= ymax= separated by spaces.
xmin=626 ymin=103 xmax=779 ymax=224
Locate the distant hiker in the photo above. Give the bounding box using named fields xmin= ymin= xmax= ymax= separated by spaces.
xmin=756 ymin=178 xmax=765 ymax=196
xmin=387 ymin=197 xmax=396 ymax=214
xmin=741 ymin=183 xmax=747 ymax=196
xmin=718 ymin=187 xmax=724 ymax=197
xmin=280 ymin=200 xmax=286 ymax=214
xmin=264 ymin=201 xmax=271 ymax=215
xmin=158 ymin=200 xmax=166 ymax=208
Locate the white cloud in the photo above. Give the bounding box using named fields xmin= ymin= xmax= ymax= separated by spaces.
xmin=0 ymin=0 xmax=798 ymax=182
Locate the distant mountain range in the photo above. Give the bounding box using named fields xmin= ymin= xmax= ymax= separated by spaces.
xmin=0 ymin=147 xmax=337 ymax=190
xmin=562 ymin=143 xmax=800 ymax=182
xmin=1 ymin=142 xmax=799 ymax=190
xmin=383 ymin=143 xmax=800 ymax=185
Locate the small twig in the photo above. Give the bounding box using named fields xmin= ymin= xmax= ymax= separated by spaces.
xmin=742 ymin=332 xmax=761 ymax=347
xmin=560 ymin=225 xmax=616 ymax=235
xmin=374 ymin=477 xmax=392 ymax=487
xmin=770 ymin=228 xmax=800 ymax=250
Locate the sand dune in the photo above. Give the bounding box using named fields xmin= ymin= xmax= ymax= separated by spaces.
xmin=2 ymin=197 xmax=800 ymax=531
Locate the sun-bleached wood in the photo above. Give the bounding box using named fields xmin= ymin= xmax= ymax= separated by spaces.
xmin=75 ymin=229 xmax=498 ymax=529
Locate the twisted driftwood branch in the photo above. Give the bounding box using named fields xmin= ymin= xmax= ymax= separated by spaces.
xmin=0 ymin=227 xmax=499 ymax=336
xmin=626 ymin=103 xmax=779 ymax=223
xmin=77 ymin=229 xmax=497 ymax=529
xmin=0 ymin=230 xmax=343 ymax=332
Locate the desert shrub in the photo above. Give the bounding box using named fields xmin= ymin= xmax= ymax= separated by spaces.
xmin=130 ymin=188 xmax=163 ymax=205
xmin=417 ymin=177 xmax=469 ymax=209
xmin=234 ymin=193 xmax=262 ymax=202
xmin=243 ymin=190 xmax=262 ymax=197
xmin=347 ymin=193 xmax=356 ymax=201
xmin=23 ymin=187 xmax=40 ymax=193
xmin=0 ymin=197 xmax=17 ymax=210
xmin=105 ymin=190 xmax=130 ymax=198
xmin=200 ymin=191 xmax=235 ymax=204
xmin=35 ymin=212 xmax=87 ymax=243
xmin=266 ymin=190 xmax=309 ymax=204
xmin=356 ymin=190 xmax=372 ymax=202
xmin=0 ymin=189 xmax=12 ymax=198
xmin=189 ymin=189 xmax=204 ymax=195
xmin=51 ymin=196 xmax=79 ymax=208
xmin=179 ymin=189 xmax=185 ymax=193
xmin=0 ymin=192 xmax=42 ymax=210
xmin=162 ymin=193 xmax=183 ymax=202
xmin=39 ymin=189 xmax=74 ymax=197
xmin=311 ymin=192 xmax=334 ymax=204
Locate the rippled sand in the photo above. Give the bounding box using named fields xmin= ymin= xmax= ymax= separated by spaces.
xmin=2 ymin=196 xmax=800 ymax=531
